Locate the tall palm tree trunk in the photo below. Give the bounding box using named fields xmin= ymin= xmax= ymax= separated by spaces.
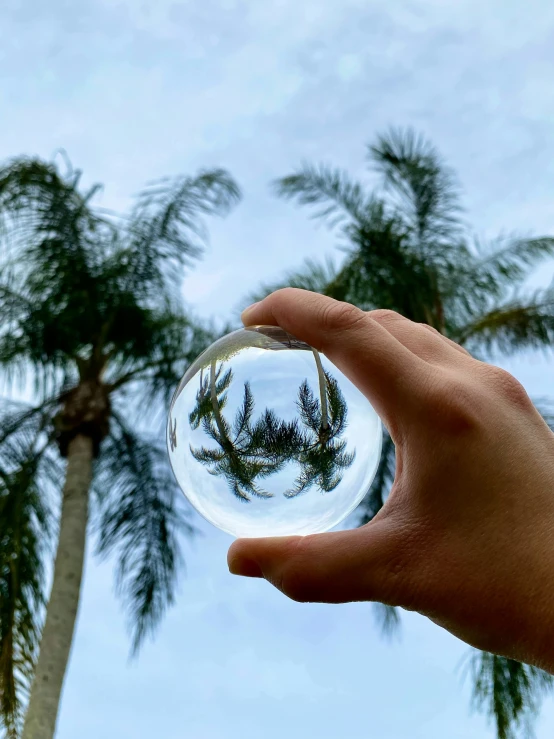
xmin=210 ymin=360 xmax=228 ymax=441
xmin=311 ymin=349 xmax=329 ymax=430
xmin=22 ymin=434 xmax=93 ymax=739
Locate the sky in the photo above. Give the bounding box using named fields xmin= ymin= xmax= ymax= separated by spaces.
xmin=1 ymin=0 xmax=554 ymax=737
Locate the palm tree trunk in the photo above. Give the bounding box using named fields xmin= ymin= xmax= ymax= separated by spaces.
xmin=22 ymin=434 xmax=93 ymax=739
xmin=210 ymin=360 xmax=228 ymax=441
xmin=311 ymin=349 xmax=329 ymax=430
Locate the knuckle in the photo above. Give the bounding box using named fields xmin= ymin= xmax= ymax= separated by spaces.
xmin=421 ymin=324 xmax=472 ymax=357
xmin=418 ymin=365 xmax=532 ymax=440
xmin=419 ymin=322 xmax=440 ymax=335
xmin=419 ymin=323 xmax=445 ymax=343
xmin=272 ymin=286 xmax=298 ymax=302
xmin=318 ymin=300 xmax=367 ymax=335
xmin=446 ymin=339 xmax=472 ymax=357
xmin=369 ymin=308 xmax=403 ymax=326
xmin=270 ymin=287 xmax=301 ymax=314
xmin=484 ymin=366 xmax=532 ymax=409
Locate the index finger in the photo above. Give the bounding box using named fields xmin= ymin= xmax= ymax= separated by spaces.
xmin=241 ymin=288 xmax=430 ymax=437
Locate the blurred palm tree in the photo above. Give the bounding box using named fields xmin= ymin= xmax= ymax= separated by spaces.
xmin=0 ymin=156 xmax=240 ymax=738
xmin=249 ymin=128 xmax=554 ymax=739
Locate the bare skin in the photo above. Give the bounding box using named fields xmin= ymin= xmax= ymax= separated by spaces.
xmin=227 ymin=288 xmax=554 ymax=673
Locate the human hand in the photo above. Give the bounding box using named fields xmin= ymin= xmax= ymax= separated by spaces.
xmin=227 ymin=288 xmax=554 ymax=671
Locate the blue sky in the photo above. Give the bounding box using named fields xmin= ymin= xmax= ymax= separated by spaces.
xmin=2 ymin=0 xmax=554 ymax=736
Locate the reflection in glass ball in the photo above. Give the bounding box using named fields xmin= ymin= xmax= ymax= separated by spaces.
xmin=167 ymin=326 xmax=382 ymax=538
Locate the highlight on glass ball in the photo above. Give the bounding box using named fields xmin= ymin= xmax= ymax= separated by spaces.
xmin=167 ymin=326 xmax=382 ymax=538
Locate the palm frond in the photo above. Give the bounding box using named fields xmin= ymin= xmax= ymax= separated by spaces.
xmin=0 ymin=401 xmax=50 ymax=449
xmin=473 ymin=235 xmax=554 ymax=289
xmin=456 ymin=289 xmax=554 ymax=355
xmin=93 ymin=413 xmax=195 ymax=654
xmin=233 ymin=382 xmax=255 ymax=440
xmin=0 ymin=157 xmax=120 ymax=397
xmin=0 ymin=279 xmax=31 ymax=324
xmin=107 ymin=309 xmax=216 ymax=422
xmin=286 ymin=374 xmax=355 ymax=497
xmin=0 ymin=399 xmax=61 ymax=518
xmin=444 ymin=236 xmax=554 ymax=327
xmin=337 ymin=223 xmax=440 ymax=320
xmin=126 ymin=169 xmax=241 ymax=294
xmin=372 ymin=603 xmax=401 ymax=640
xmin=468 ymin=652 xmax=553 ymax=739
xmin=0 ymin=156 xmax=113 ymax=278
xmin=368 ymin=127 xmax=463 ymax=244
xmin=0 ymin=472 xmax=49 ymax=738
xmin=274 ymin=164 xmax=374 ymax=228
xmin=0 ymin=406 xmax=55 ymax=737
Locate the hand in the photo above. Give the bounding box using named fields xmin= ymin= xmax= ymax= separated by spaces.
xmin=227 ymin=288 xmax=554 ymax=671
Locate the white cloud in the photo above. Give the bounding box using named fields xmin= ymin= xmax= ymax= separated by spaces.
xmin=2 ymin=0 xmax=554 ymax=737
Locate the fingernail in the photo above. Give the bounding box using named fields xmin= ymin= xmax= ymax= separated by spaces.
xmin=241 ymin=302 xmax=260 ymax=325
xmin=228 ymin=556 xmax=263 ymax=578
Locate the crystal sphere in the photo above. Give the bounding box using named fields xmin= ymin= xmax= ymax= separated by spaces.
xmin=167 ymin=326 xmax=382 ymax=538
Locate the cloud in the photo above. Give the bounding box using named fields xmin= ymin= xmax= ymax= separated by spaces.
xmin=2 ymin=1 xmax=554 ymax=737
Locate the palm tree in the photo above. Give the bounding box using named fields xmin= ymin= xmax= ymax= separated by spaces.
xmin=0 ymin=155 xmax=240 ymax=738
xmin=188 ymin=361 xmax=304 ymax=501
xmin=286 ymin=371 xmax=355 ymax=498
xmin=187 ymin=351 xmax=355 ymax=501
xmin=250 ymin=128 xmax=554 ymax=739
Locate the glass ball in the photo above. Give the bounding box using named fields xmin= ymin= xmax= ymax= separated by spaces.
xmin=167 ymin=326 xmax=382 ymax=538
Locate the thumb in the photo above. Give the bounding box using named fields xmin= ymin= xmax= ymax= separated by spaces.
xmin=227 ymin=519 xmax=414 ymax=605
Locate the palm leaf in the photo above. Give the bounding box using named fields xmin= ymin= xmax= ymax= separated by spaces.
xmin=467 ymin=651 xmax=553 ymax=739
xmin=372 ymin=602 xmax=401 ymax=640
xmin=368 ymin=127 xmax=463 ymax=244
xmin=472 ymin=235 xmax=554 ymax=290
xmin=127 ymin=169 xmax=241 ymax=294
xmin=443 ymin=237 xmax=554 ymax=325
xmin=456 ymin=290 xmax=554 ymax=355
xmin=0 ymin=157 xmax=113 ymax=284
xmin=106 ymin=305 xmax=218 ymax=432
xmin=0 ymin=157 xmax=118 ymax=397
xmin=0 ymin=405 xmax=55 ymax=737
xmin=93 ymin=412 xmax=195 ymax=654
xmin=274 ymin=164 xmax=375 ymax=228
xmin=233 ymin=382 xmax=255 ymax=440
